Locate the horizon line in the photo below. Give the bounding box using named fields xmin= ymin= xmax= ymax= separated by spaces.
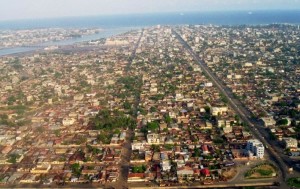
xmin=1 ymin=9 xmax=300 ymax=23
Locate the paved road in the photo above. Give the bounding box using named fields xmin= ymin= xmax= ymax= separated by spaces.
xmin=172 ymin=29 xmax=296 ymax=187
xmin=130 ymin=182 xmax=276 ymax=189
xmin=105 ymin=29 xmax=144 ymax=189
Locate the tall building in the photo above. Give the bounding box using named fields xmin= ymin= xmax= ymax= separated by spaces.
xmin=246 ymin=139 xmax=265 ymax=158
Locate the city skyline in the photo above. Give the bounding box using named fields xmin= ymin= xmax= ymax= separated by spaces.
xmin=1 ymin=0 xmax=300 ymax=21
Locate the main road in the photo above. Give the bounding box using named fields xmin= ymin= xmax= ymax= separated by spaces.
xmin=172 ymin=29 xmax=293 ymax=186
xmin=105 ymin=29 xmax=144 ymax=189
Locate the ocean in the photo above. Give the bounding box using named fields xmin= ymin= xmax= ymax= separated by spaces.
xmin=1 ymin=10 xmax=300 ymax=56
xmin=1 ymin=10 xmax=300 ymax=30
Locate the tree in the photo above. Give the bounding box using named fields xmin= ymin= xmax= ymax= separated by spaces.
xmin=71 ymin=163 xmax=82 ymax=177
xmin=151 ymin=144 xmax=160 ymax=152
xmin=147 ymin=121 xmax=159 ymax=131
xmin=164 ymin=144 xmax=174 ymax=150
xmin=7 ymin=95 xmax=16 ymax=105
xmin=204 ymin=106 xmax=210 ymax=113
xmin=54 ymin=72 xmax=62 ymax=78
xmin=150 ymin=106 xmax=157 ymax=113
xmin=193 ymin=148 xmax=201 ymax=157
xmin=164 ymin=115 xmax=172 ymax=124
xmin=7 ymin=154 xmax=20 ymax=164
xmin=123 ymin=101 xmax=131 ymax=109
xmin=132 ymin=165 xmax=146 ymax=173
xmin=54 ymin=130 xmax=61 ymax=137
xmin=97 ymin=133 xmax=111 ymax=144
xmin=277 ymin=118 xmax=288 ymax=126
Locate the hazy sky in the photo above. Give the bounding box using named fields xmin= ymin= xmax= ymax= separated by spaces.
xmin=0 ymin=0 xmax=300 ymax=21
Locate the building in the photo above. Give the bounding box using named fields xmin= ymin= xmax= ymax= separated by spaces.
xmin=282 ymin=137 xmax=298 ymax=149
xmin=210 ymin=106 xmax=228 ymax=116
xmin=62 ymin=117 xmax=76 ymax=126
xmin=261 ymin=116 xmax=276 ymax=127
xmin=147 ymin=133 xmax=160 ymax=144
xmin=246 ymin=139 xmax=265 ymax=159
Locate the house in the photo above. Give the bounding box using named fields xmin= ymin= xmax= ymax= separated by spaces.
xmin=177 ymin=166 xmax=194 ymax=178
xmin=19 ymin=174 xmax=40 ymax=183
xmin=128 ymin=173 xmax=145 ymax=182
xmin=201 ymin=168 xmax=210 ymax=177
xmin=161 ymin=161 xmax=171 ymax=171
xmin=202 ymin=145 xmax=209 ymax=154
xmin=132 ymin=141 xmax=146 ymax=151
xmin=73 ymin=94 xmax=84 ymax=101
xmin=30 ymin=163 xmax=51 ymax=174
xmin=62 ymin=117 xmax=76 ymax=126
xmin=147 ymin=133 xmax=160 ymax=144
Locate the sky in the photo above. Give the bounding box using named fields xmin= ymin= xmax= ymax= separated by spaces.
xmin=0 ymin=0 xmax=300 ymax=21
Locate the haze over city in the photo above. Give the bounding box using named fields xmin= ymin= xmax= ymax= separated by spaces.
xmin=1 ymin=0 xmax=300 ymax=21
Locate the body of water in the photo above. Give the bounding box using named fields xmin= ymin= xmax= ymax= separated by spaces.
xmin=1 ymin=10 xmax=300 ymax=30
xmin=1 ymin=10 xmax=300 ymax=56
xmin=0 ymin=27 xmax=137 ymax=56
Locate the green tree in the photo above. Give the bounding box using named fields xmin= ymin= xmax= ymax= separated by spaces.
xmin=147 ymin=121 xmax=159 ymax=131
xmin=7 ymin=95 xmax=16 ymax=105
xmin=277 ymin=118 xmax=288 ymax=125
xmin=71 ymin=163 xmax=82 ymax=177
xmin=150 ymin=106 xmax=157 ymax=113
xmin=7 ymin=154 xmax=20 ymax=164
xmin=164 ymin=115 xmax=172 ymax=124
xmin=123 ymin=101 xmax=131 ymax=109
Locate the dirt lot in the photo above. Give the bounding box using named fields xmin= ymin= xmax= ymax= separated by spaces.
xmin=222 ymin=168 xmax=237 ymax=179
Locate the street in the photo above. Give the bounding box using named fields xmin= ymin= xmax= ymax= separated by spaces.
xmin=172 ymin=28 xmax=300 ymax=187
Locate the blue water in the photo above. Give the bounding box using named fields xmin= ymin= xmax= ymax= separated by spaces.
xmin=0 ymin=27 xmax=137 ymax=56
xmin=1 ymin=10 xmax=300 ymax=30
xmin=1 ymin=10 xmax=300 ymax=56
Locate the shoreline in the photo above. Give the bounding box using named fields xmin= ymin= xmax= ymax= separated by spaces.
xmin=0 ymin=27 xmax=138 ymax=57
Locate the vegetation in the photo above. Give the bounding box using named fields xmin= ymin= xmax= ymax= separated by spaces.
xmin=276 ymin=118 xmax=288 ymax=126
xmin=86 ymin=145 xmax=102 ymax=155
xmin=164 ymin=144 xmax=174 ymax=150
xmin=93 ymin=109 xmax=136 ymax=131
xmin=92 ymin=109 xmax=136 ymax=144
xmin=220 ymin=94 xmax=228 ymax=104
xmin=132 ymin=165 xmax=146 ymax=173
xmin=7 ymin=154 xmax=21 ymax=164
xmin=149 ymin=94 xmax=164 ymax=101
xmin=287 ymin=177 xmax=300 ymax=188
xmin=245 ymin=162 xmax=277 ymax=179
xmin=71 ymin=163 xmax=82 ymax=177
xmin=141 ymin=122 xmax=158 ymax=135
xmin=193 ymin=148 xmax=201 ymax=157
xmin=97 ymin=133 xmax=113 ymax=144
xmin=213 ymin=137 xmax=225 ymax=144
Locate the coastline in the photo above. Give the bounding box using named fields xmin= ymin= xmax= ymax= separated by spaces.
xmin=0 ymin=27 xmax=138 ymax=57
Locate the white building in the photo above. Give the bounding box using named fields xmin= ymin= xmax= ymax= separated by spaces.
xmin=246 ymin=139 xmax=265 ymax=159
xmin=211 ymin=106 xmax=228 ymax=116
xmin=161 ymin=161 xmax=171 ymax=171
xmin=147 ymin=133 xmax=160 ymax=144
xmin=131 ymin=141 xmax=146 ymax=151
xmin=254 ymin=144 xmax=265 ymax=159
xmin=62 ymin=117 xmax=76 ymax=126
xmin=282 ymin=137 xmax=298 ymax=148
xmin=261 ymin=116 xmax=276 ymax=127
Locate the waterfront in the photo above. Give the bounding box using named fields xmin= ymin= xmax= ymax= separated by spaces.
xmin=0 ymin=27 xmax=137 ymax=56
